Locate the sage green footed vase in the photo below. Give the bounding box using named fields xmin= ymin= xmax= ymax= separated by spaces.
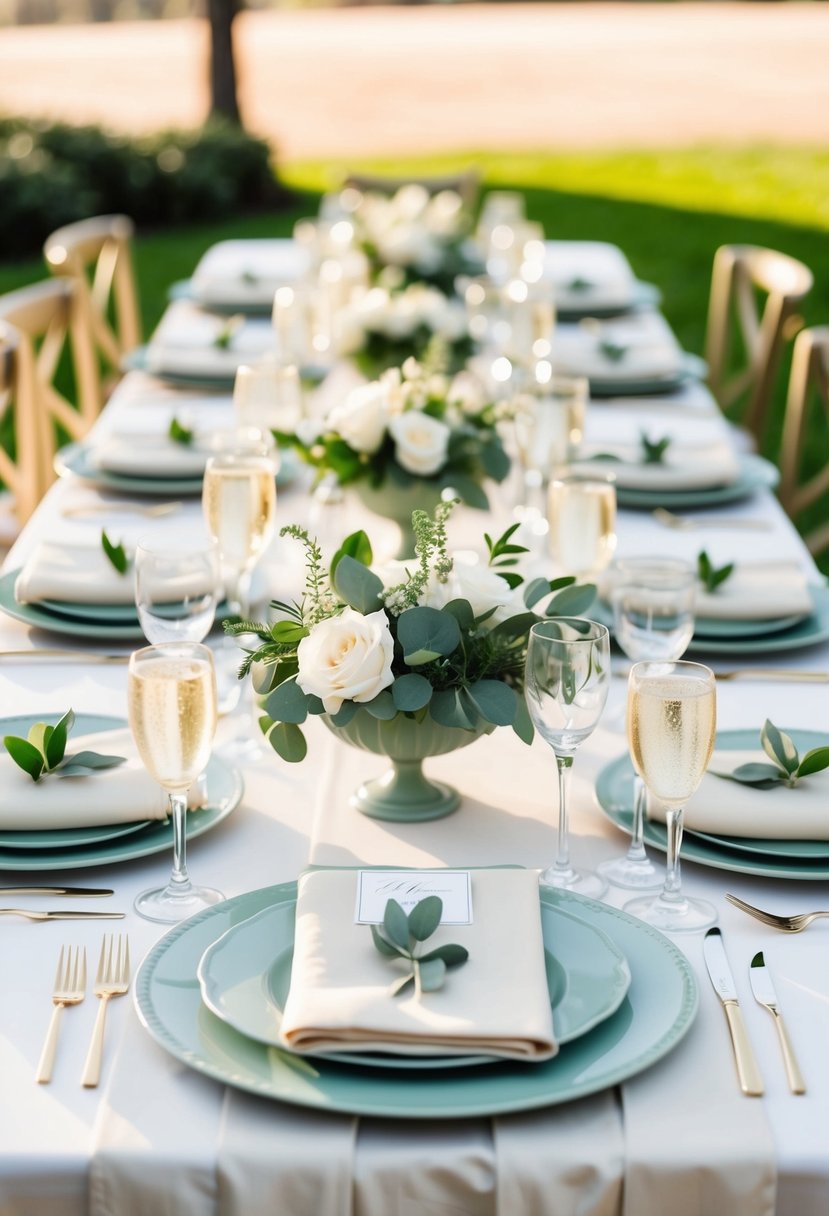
xmin=353 ymin=480 xmax=447 ymax=560
xmin=323 ymin=708 xmax=494 ymax=822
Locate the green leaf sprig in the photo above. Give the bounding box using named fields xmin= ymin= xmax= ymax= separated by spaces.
xmin=485 ymin=522 xmax=530 ymax=590
xmin=697 ymin=550 xmax=734 ymax=593
xmin=712 ymin=719 xmax=829 ymax=790
xmin=371 ymin=896 xmax=469 ymax=998
xmin=101 ymin=529 xmax=128 ymax=575
xmin=3 ymin=709 xmax=127 ymax=783
xmin=640 ymin=433 xmax=671 ymax=464
xmin=598 ymin=338 xmax=628 ymax=362
xmin=213 ymin=314 xmax=244 ymax=349
xmin=168 ymin=416 xmax=194 ymax=446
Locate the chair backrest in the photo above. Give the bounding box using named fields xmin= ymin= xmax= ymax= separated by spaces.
xmin=704 ymin=244 xmax=813 ymax=445
xmin=0 ymin=278 xmax=102 ymax=517
xmin=343 ymin=170 xmax=480 ymax=210
xmin=44 ymin=214 xmax=142 ymax=378
xmin=0 ymin=321 xmax=44 ymax=528
xmin=778 ymin=326 xmax=829 ymax=557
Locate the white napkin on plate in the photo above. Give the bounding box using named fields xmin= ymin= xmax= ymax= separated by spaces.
xmin=190 ymin=239 xmax=310 ymax=306
xmin=279 ymin=868 xmax=557 ymax=1061
xmin=649 ymin=748 xmax=829 ymax=839
xmin=15 ymin=541 xmax=136 ymax=606
xmin=695 ymin=562 xmax=813 ymax=621
xmin=144 ymin=302 xmax=274 ymax=378
xmin=0 ymin=728 xmax=208 ymax=829
xmin=91 ymin=432 xmax=211 ymax=478
xmin=573 ymin=440 xmax=740 ymax=490
xmin=554 ymin=326 xmax=684 ymax=383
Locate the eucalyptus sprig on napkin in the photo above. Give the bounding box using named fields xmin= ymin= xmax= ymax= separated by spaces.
xmin=697 ymin=550 xmax=734 ymax=593
xmin=4 ymin=709 xmax=127 ymax=783
xmin=168 ymin=417 xmax=194 ymax=446
xmin=371 ymin=896 xmax=469 ymax=998
xmin=640 ymin=433 xmax=671 ymax=465
xmin=212 ymin=314 xmax=244 ymax=350
xmin=712 ymin=719 xmax=829 ymax=790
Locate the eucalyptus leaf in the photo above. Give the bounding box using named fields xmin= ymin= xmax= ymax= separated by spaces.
xmin=333 ymin=555 xmax=384 ymax=614
xmin=391 ymin=673 xmax=433 ymax=713
xmin=397 ymin=606 xmax=460 ymax=665
xmin=430 ymin=688 xmax=477 ymax=730
xmin=3 ymin=736 xmax=44 ymax=781
xmin=511 ymin=695 xmax=535 ymax=745
xmin=27 ymin=722 xmax=51 ymax=753
xmin=407 ymin=894 xmax=443 ymax=942
xmin=45 ymin=709 xmax=74 ymax=770
xmin=330 ymin=530 xmax=373 ymax=582
xmin=264 ymin=677 xmax=310 ymax=725
xmin=168 ymin=417 xmax=194 ymax=446
xmin=547 ymin=583 xmax=596 ymax=617
xmin=761 ymin=719 xmax=799 ymax=775
xmin=464 ymin=679 xmax=517 ymax=727
xmin=265 ymin=721 xmax=308 ymax=763
xmin=417 ymin=957 xmax=447 ymax=992
xmin=795 ymin=746 xmax=829 ymax=779
xmin=59 ymin=750 xmax=126 ymax=771
xmin=364 ymin=690 xmax=397 ymax=720
xmin=101 ymin=530 xmax=129 ymax=575
xmin=383 ymin=899 xmax=411 ymax=952
xmin=440 ymin=598 xmax=475 ymax=630
xmin=328 ymin=701 xmax=359 ymax=727
xmin=370 ymin=924 xmax=401 ymax=958
xmin=446 ymin=472 xmax=489 ymax=510
xmin=523 ymin=576 xmax=553 ymax=610
xmin=419 ymin=943 xmax=469 ymax=968
xmin=711 ymin=762 xmax=784 ymax=789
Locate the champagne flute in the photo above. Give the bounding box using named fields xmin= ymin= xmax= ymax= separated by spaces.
xmin=134 ymin=533 xmax=219 ymax=645
xmin=599 ymin=557 xmax=696 ymax=890
xmin=203 ymin=429 xmax=277 ymax=761
xmin=624 ymin=660 xmax=717 ymax=932
xmin=129 ymin=642 xmax=221 ymax=923
xmin=233 ymin=360 xmax=304 ymax=436
xmin=524 ymin=618 xmax=611 ymax=896
xmin=512 ymin=367 xmax=587 ymax=523
xmin=547 ymin=472 xmax=616 ymax=579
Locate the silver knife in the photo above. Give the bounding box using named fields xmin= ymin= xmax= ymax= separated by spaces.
xmin=0 ymin=909 xmax=125 ymax=921
xmin=0 ymin=887 xmax=113 ymax=897
xmin=749 ymin=951 xmax=806 ymax=1094
xmin=703 ymin=927 xmax=764 ymax=1096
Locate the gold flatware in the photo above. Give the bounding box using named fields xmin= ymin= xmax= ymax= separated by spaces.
xmin=0 ymin=650 xmax=130 ymax=664
xmin=0 ymin=886 xmax=113 ymax=897
xmin=61 ymin=501 xmax=183 ymax=519
xmin=81 ymin=935 xmax=130 ymax=1088
xmin=713 ymin=668 xmax=829 ymax=683
xmin=0 ymin=909 xmax=125 ymax=921
xmin=36 ymin=945 xmax=86 ymax=1084
xmin=726 ymin=893 xmax=829 ymax=933
xmin=653 ymin=508 xmax=773 ymax=533
xmin=703 ymin=927 xmax=764 ymax=1096
xmin=749 ymin=951 xmax=806 ymax=1094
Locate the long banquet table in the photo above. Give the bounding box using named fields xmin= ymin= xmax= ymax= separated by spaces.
xmin=0 ymin=238 xmax=828 ymax=1216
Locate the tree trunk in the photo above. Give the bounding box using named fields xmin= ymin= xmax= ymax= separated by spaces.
xmin=208 ymin=0 xmax=242 ymax=126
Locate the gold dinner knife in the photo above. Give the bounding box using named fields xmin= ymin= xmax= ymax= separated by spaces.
xmin=749 ymin=951 xmax=806 ymax=1094
xmin=0 ymin=887 xmax=113 ymax=897
xmin=0 ymin=909 xmax=125 ymax=921
xmin=703 ymin=927 xmax=764 ymax=1096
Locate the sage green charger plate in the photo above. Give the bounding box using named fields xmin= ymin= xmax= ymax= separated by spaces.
xmin=556 ymin=280 xmax=661 ymax=321
xmin=135 ymin=883 xmax=697 ymax=1119
xmin=615 ymin=454 xmax=779 ymax=509
xmin=0 ymin=713 xmax=243 ymax=871
xmin=686 ymin=585 xmax=829 ymax=656
xmin=584 ymin=352 xmax=707 ymax=399
xmin=0 ymin=571 xmax=145 ymax=641
xmin=56 ymin=440 xmax=297 ymax=495
xmin=39 ymin=599 xmax=140 ymax=625
xmin=123 ymin=347 xmax=237 ymax=393
xmin=196 ymin=894 xmax=631 ymax=1069
xmin=595 ymin=728 xmax=829 ymax=879
xmin=691 ymin=611 xmax=806 ymax=640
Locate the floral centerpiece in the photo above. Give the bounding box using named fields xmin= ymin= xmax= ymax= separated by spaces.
xmin=230 ymin=503 xmax=595 ymax=822
xmin=349 ymin=184 xmax=482 ymax=294
xmin=280 ymin=359 xmax=510 ymax=556
xmin=333 ymin=281 xmax=473 ymax=380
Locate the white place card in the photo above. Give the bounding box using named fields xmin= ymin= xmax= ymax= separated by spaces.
xmin=355 ymin=870 xmax=473 ymax=926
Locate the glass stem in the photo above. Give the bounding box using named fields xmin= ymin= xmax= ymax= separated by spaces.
xmin=627 ymin=774 xmax=649 ymax=861
xmin=661 ymin=805 xmax=684 ymax=903
xmin=553 ymin=754 xmax=575 ymax=878
xmin=168 ymin=791 xmax=191 ymax=893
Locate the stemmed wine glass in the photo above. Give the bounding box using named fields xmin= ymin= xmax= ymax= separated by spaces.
xmin=547 ymin=472 xmax=617 ymax=580
xmin=524 ymin=618 xmax=611 ymax=896
xmin=134 ymin=533 xmax=220 ymax=645
xmin=202 ymin=427 xmax=278 ymax=761
xmin=128 ymin=641 xmax=221 ymax=923
xmin=598 ymin=557 xmax=696 ymax=890
xmin=624 ymin=659 xmax=717 ymax=932
xmin=512 ymin=367 xmax=587 ymax=525
xmin=233 ymin=360 xmax=304 ymax=436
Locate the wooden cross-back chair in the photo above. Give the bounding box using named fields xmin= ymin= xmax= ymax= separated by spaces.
xmin=343 ymin=170 xmax=480 ymax=210
xmin=704 ymin=244 xmax=813 ymax=447
xmin=778 ymin=326 xmax=829 ymax=557
xmin=0 ymin=278 xmax=102 ymax=526
xmin=0 ymin=322 xmax=43 ymax=538
xmin=44 ymin=214 xmax=141 ymax=390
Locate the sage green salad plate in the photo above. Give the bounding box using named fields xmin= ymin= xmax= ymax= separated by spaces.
xmin=56 ymin=441 xmax=204 ymax=496
xmin=585 ymin=352 xmax=707 ymax=399
xmin=135 ymin=882 xmax=698 ymax=1119
xmin=0 ymin=571 xmax=145 ymax=641
xmin=0 ymin=713 xmax=243 ymax=871
xmin=686 ymin=585 xmax=829 ymax=656
xmin=614 ymin=454 xmax=779 ymax=510
xmin=196 ymin=894 xmax=631 ymax=1069
xmin=595 ymin=728 xmax=829 ymax=880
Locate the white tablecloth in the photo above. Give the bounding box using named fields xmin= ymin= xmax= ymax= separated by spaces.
xmin=1 ymin=241 xmax=827 ymax=1216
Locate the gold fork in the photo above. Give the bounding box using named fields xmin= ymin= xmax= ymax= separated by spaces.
xmin=653 ymin=507 xmax=773 ymax=532
xmin=81 ymin=935 xmax=130 ymax=1088
xmin=61 ymin=501 xmax=182 ymax=519
xmin=36 ymin=945 xmax=86 ymax=1084
xmin=726 ymin=893 xmax=829 ymax=933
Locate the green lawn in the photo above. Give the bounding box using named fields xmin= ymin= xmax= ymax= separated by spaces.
xmin=3 ymin=148 xmax=828 ymax=566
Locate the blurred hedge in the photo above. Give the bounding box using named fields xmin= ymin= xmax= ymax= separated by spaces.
xmin=0 ymin=116 xmax=286 ymax=260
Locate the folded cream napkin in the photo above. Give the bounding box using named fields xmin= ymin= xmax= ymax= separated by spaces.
xmin=16 ymin=541 xmax=136 ymax=605
xmin=695 ymin=562 xmax=813 ymax=621
xmin=190 ymin=239 xmax=309 ymax=306
xmin=573 ymin=440 xmax=740 ymax=491
xmin=144 ymin=303 xmax=274 ymax=378
xmin=554 ymin=331 xmax=684 ymax=384
xmin=92 ymin=432 xmax=211 ymax=478
xmin=648 ymin=749 xmax=829 ymax=839
xmin=279 ymin=868 xmax=557 ymax=1061
xmin=0 ymin=728 xmax=208 ymax=829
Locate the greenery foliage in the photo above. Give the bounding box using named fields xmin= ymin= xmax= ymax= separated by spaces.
xmin=3 ymin=709 xmax=126 ymax=782
xmin=371 ymin=896 xmax=468 ymax=998
xmin=712 ymin=719 xmax=829 ymax=790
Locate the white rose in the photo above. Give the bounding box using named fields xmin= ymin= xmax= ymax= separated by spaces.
xmin=327 ymin=381 xmax=389 ymax=454
xmin=421 ymin=557 xmax=520 ymax=625
xmin=296 ymin=607 xmax=395 ymax=714
xmin=388 ymin=411 xmax=451 ymax=476
xmin=423 ymin=293 xmax=467 ymax=341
